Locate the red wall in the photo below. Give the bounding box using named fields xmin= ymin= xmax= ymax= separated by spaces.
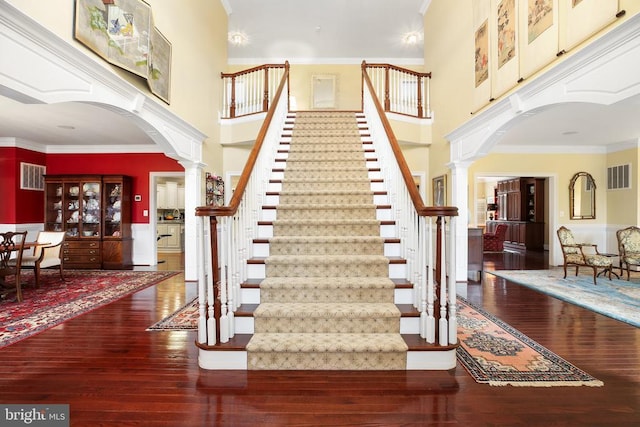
xmin=0 ymin=147 xmax=47 ymax=224
xmin=1 ymin=148 xmax=183 ymax=224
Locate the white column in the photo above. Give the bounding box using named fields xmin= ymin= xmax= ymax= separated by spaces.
xmin=179 ymin=160 xmax=206 ymax=282
xmin=449 ymin=161 xmax=472 ymax=283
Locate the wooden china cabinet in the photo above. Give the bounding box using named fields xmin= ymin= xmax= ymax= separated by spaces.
xmin=44 ymin=175 xmax=132 ymax=269
xmin=486 ymin=177 xmax=545 ymax=251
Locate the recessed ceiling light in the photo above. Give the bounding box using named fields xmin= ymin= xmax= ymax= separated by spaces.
xmin=402 ymin=31 xmax=421 ymax=45
xmin=228 ymin=31 xmax=248 ymax=46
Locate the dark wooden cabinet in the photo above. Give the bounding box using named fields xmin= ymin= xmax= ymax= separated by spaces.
xmin=492 ymin=177 xmax=545 ymax=251
xmin=468 ymin=227 xmax=483 ymax=281
xmin=44 ymin=175 xmax=132 ymax=269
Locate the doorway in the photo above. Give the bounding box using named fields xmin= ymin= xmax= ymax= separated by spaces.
xmin=151 ymin=172 xmax=185 ymax=267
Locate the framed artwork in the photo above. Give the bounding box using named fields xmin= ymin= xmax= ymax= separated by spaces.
xmin=497 ymin=0 xmax=516 ymax=68
xmin=432 ymin=175 xmax=446 ymax=207
xmin=74 ymin=0 xmax=171 ymax=103
xmin=528 ymin=0 xmax=553 ymax=43
xmin=474 ymin=20 xmax=489 ymax=87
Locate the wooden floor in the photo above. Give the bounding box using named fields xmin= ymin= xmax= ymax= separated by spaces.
xmin=1 ymin=251 xmax=639 ymax=426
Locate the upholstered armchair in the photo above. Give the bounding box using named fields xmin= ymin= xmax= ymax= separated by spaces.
xmin=18 ymin=231 xmax=65 ymax=288
xmin=557 ymin=226 xmax=613 ymax=285
xmin=616 ymin=226 xmax=640 ymax=281
xmin=483 ymin=224 xmax=508 ymax=252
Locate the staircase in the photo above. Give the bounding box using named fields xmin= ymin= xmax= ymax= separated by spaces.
xmin=247 ymin=111 xmax=406 ymax=369
xmin=196 ymin=110 xmax=458 ymax=371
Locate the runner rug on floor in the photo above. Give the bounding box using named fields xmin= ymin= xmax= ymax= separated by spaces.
xmin=148 ymin=295 xmax=603 ymax=387
xmin=0 ymin=270 xmax=179 ymax=349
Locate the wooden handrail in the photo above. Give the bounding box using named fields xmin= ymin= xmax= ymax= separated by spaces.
xmin=220 ymin=63 xmax=287 ymax=79
xmin=196 ymin=61 xmax=290 ymax=218
xmin=364 ymin=62 xmax=432 ymax=80
xmin=361 ymin=61 xmax=456 ymax=219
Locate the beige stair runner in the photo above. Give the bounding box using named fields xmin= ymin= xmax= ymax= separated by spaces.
xmin=246 ymin=111 xmax=407 ymax=370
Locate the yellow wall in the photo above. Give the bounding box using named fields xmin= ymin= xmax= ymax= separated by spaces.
xmin=7 ymin=0 xmax=228 ymax=174
xmin=424 ymin=0 xmax=640 ymax=219
xmin=607 ymin=147 xmax=640 ymax=225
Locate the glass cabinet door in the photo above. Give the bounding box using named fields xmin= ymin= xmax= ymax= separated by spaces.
xmin=45 ymin=181 xmax=64 ymax=233
xmin=63 ymin=181 xmax=82 ymax=238
xmin=104 ymin=181 xmax=122 ymax=238
xmin=81 ymin=181 xmax=101 ymax=238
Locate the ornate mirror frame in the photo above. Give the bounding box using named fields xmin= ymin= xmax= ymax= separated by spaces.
xmin=569 ymin=172 xmax=596 ymax=220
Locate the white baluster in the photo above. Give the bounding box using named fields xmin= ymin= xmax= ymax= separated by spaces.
xmin=197 ymin=216 xmax=207 ymax=344
xmin=439 ymin=217 xmax=448 ymax=346
xmin=203 ymin=218 xmax=216 ymax=345
xmin=448 ymin=216 xmax=457 ymax=344
xmin=427 ymin=217 xmax=435 ymax=343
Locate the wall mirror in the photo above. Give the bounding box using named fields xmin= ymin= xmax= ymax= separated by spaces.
xmin=569 ymin=172 xmax=596 ymax=220
xmin=312 ymin=74 xmax=336 ymax=109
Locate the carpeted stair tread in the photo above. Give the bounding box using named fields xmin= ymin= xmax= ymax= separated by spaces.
xmin=272 ymin=218 xmax=380 ymax=226
xmin=266 ymin=254 xmax=389 ymax=265
xmin=247 ymin=333 xmax=408 ymax=353
xmin=268 ymin=236 xmax=384 ymax=244
xmin=259 ymin=276 xmax=395 ymax=289
xmin=254 ymin=302 xmax=400 ymax=318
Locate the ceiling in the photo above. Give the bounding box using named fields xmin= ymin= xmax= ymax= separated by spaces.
xmin=225 ymin=0 xmax=427 ymax=64
xmin=1 ymin=1 xmax=639 ymax=152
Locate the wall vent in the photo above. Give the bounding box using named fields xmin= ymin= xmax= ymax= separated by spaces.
xmin=607 ymin=164 xmax=630 ymax=190
xmin=20 ymin=162 xmax=46 ymax=191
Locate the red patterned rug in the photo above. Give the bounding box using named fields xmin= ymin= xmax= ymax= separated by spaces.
xmin=457 ymin=297 xmax=603 ymax=387
xmin=150 ymin=296 xmax=603 ymax=386
xmin=0 ymin=269 xmax=179 ymax=349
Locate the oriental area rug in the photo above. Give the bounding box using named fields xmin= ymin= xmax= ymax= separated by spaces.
xmin=148 ymin=295 xmax=603 ymax=386
xmin=488 ymin=268 xmax=640 ymax=328
xmin=0 ymin=269 xmax=179 ymax=349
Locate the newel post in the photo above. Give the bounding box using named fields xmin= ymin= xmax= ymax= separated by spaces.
xmin=209 ymin=216 xmax=221 ymax=343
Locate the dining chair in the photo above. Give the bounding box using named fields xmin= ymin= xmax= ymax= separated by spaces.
xmin=18 ymin=231 xmax=66 ymax=288
xmin=0 ymin=231 xmax=28 ymax=302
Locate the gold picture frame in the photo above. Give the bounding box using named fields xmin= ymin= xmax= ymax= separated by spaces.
xmin=432 ymin=175 xmax=446 ymax=206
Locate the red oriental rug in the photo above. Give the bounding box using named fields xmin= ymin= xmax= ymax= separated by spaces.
xmin=457 ymin=297 xmax=603 ymax=387
xmin=0 ymin=269 xmax=179 ymax=349
xmin=149 ymin=296 xmax=603 ymax=386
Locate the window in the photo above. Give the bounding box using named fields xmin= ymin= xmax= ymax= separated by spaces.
xmin=607 ymin=164 xmax=630 ymax=190
xmin=20 ymin=162 xmax=46 ymax=191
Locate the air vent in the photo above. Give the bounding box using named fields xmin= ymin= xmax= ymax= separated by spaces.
xmin=20 ymin=162 xmax=45 ymax=191
xmin=607 ymin=164 xmax=630 ymax=190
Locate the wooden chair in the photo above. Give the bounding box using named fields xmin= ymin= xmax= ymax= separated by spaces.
xmin=0 ymin=231 xmax=28 ymax=302
xmin=18 ymin=231 xmax=66 ymax=288
xmin=483 ymin=223 xmax=508 ymax=252
xmin=557 ymin=226 xmax=613 ymax=285
xmin=616 ymin=226 xmax=640 ymax=281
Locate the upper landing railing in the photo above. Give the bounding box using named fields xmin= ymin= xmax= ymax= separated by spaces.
xmin=221 ymin=63 xmax=289 ymax=119
xmin=362 ymin=61 xmax=432 ymax=119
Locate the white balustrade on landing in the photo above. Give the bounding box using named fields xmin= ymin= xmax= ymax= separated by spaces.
xmin=198 ymin=79 xmax=289 ymax=346
xmin=364 ymin=64 xmax=431 ymax=119
xmin=221 ymin=66 xmax=286 ymax=118
xmin=363 ymin=81 xmax=456 ymax=345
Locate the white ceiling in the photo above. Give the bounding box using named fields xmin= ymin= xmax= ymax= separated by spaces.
xmin=225 ymin=0 xmax=427 ymax=64
xmin=1 ymin=1 xmax=639 ymax=152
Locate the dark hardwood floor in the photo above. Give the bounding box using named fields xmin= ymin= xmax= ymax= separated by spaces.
xmin=1 ymin=251 xmax=639 ymax=426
